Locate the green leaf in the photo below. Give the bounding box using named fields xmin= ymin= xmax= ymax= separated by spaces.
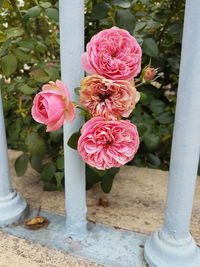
xmin=0 ymin=0 xmax=4 ymax=9
xmin=134 ymin=22 xmax=146 ymax=32
xmin=13 ymin=49 xmax=30 ymax=61
xmin=43 ymin=182 xmax=57 ymax=191
xmin=30 ymin=69 xmax=50 ymax=83
xmin=67 ymin=131 xmax=81 ymax=150
xmin=149 ymin=100 xmax=165 ymax=114
xmin=6 ymin=27 xmax=24 ymax=39
xmin=36 ymin=41 xmax=47 ymax=53
xmin=115 ymin=9 xmax=136 ymax=33
xmin=112 ymin=0 xmax=131 ymax=8
xmin=18 ymin=40 xmax=35 ymax=50
xmin=147 ymin=153 xmax=161 ymax=168
xmin=74 ymin=87 xmax=81 ymax=96
xmin=30 ymin=154 xmax=43 ymax=172
xmin=41 ymin=162 xmax=56 ymax=181
xmin=139 ymin=92 xmax=148 ymax=102
xmin=144 ymin=134 xmax=160 ymax=151
xmin=135 ymin=122 xmax=148 ymax=137
xmin=25 ymin=132 xmax=46 ymax=154
xmin=21 ymin=13 xmax=30 ymax=24
xmin=45 ymin=8 xmax=59 ymax=21
xmin=18 ymin=84 xmax=37 ymax=95
xmin=168 ymin=23 xmax=183 ymax=35
xmin=1 ymin=0 xmax=11 ymax=8
xmin=2 ymin=54 xmax=17 ymax=77
xmin=28 ymin=6 xmax=41 ymax=18
xmin=0 ymin=39 xmax=11 ymax=57
xmin=3 ymin=99 xmax=12 ymax=111
xmin=101 ymin=168 xmax=119 ymax=193
xmin=49 ymin=128 xmax=63 ymax=142
xmin=167 ymin=57 xmax=180 ymax=70
xmin=143 ymin=38 xmax=158 ymax=58
xmin=40 ymin=2 xmax=51 ymax=8
xmin=156 ymin=112 xmax=174 ymax=124
xmin=89 ymin=166 xmax=107 ymax=177
xmin=86 ymin=165 xmax=102 ymax=190
xmin=91 ymin=2 xmax=110 ymax=20
xmin=15 ymin=154 xmax=29 ymax=176
xmin=54 ymin=172 xmax=64 ymax=189
xmin=56 ymin=156 xmax=64 ymax=170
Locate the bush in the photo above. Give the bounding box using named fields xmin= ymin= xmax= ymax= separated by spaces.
xmin=0 ymin=0 xmax=186 ymax=191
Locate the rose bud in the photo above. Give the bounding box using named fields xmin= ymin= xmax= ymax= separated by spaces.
xmin=142 ymin=67 xmax=157 ymax=81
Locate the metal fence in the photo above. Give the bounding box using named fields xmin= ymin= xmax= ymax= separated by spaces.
xmin=0 ymin=0 xmax=200 ymax=266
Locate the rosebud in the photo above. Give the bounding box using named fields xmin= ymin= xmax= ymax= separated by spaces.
xmin=4 ymin=78 xmax=11 ymax=84
xmin=47 ymin=62 xmax=54 ymax=68
xmin=142 ymin=67 xmax=157 ymax=81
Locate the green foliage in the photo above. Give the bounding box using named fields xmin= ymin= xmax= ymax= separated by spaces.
xmin=86 ymin=166 xmax=120 ymax=193
xmin=25 ymin=132 xmax=46 ymax=154
xmin=2 ymin=54 xmax=17 ymax=77
xmin=1 ymin=0 xmax=63 ymax=190
xmin=15 ymin=153 xmax=29 ymax=176
xmin=30 ymin=154 xmax=43 ymax=172
xmin=1 ymin=0 xmax=186 ymax=192
xmin=67 ymin=131 xmax=81 ymax=150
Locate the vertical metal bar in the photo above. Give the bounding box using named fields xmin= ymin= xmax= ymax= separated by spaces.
xmin=144 ymin=0 xmax=200 ymax=266
xmin=59 ymin=0 xmax=87 ymax=239
xmin=0 ymin=90 xmax=11 ymax=197
xmin=0 ymin=90 xmax=27 ymax=226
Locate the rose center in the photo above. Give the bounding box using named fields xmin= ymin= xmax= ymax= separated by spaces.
xmin=98 ymin=92 xmax=112 ymax=102
xmin=106 ymin=140 xmax=112 ymax=145
xmin=111 ymin=52 xmax=117 ymax=58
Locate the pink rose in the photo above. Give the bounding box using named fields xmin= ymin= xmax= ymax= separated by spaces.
xmin=31 ymin=80 xmax=75 ymax=132
xmin=81 ymin=27 xmax=142 ymax=80
xmin=78 ymin=117 xmax=140 ymax=170
xmin=142 ymin=67 xmax=157 ymax=81
xmin=80 ymin=75 xmax=140 ymax=120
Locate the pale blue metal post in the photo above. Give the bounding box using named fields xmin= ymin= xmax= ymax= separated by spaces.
xmin=59 ymin=0 xmax=88 ymax=239
xmin=144 ymin=0 xmax=200 ymax=266
xmin=0 ymin=90 xmax=27 ymax=226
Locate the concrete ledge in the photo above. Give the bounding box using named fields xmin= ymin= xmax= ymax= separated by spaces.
xmin=9 ymin=150 xmax=200 ymax=245
xmin=2 ymin=208 xmax=147 ymax=267
xmin=0 ymin=150 xmax=199 ymax=266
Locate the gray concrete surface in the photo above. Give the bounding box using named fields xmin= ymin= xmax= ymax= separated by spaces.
xmin=0 ymin=149 xmax=200 ymax=266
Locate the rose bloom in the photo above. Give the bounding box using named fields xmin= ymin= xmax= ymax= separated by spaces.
xmin=81 ymin=27 xmax=142 ymax=80
xmin=142 ymin=67 xmax=157 ymax=81
xmin=78 ymin=117 xmax=140 ymax=170
xmin=31 ymin=80 xmax=75 ymax=132
xmin=80 ymin=75 xmax=140 ymax=120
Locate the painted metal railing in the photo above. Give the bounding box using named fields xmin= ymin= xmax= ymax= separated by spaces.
xmin=0 ymin=0 xmax=200 ymax=266
xmin=144 ymin=0 xmax=200 ymax=265
xmin=59 ymin=0 xmax=88 ymax=240
xmin=0 ymin=90 xmax=27 ymax=226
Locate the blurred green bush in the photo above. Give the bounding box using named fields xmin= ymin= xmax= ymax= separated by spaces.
xmin=0 ymin=0 xmax=186 ymax=192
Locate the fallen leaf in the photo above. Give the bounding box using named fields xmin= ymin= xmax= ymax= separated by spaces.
xmin=98 ymin=197 xmax=109 ymax=207
xmin=24 ymin=205 xmax=49 ymax=230
xmin=25 ymin=216 xmax=49 ymax=230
